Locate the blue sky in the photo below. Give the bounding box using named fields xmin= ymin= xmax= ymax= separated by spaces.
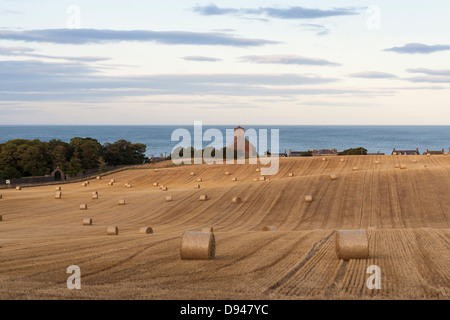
xmin=0 ymin=0 xmax=449 ymax=125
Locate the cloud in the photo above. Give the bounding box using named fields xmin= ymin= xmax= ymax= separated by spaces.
xmin=384 ymin=43 xmax=450 ymax=54
xmin=0 ymin=29 xmax=279 ymax=47
xmin=349 ymin=71 xmax=397 ymax=79
xmin=299 ymin=23 xmax=329 ymax=36
xmin=407 ymin=68 xmax=450 ymax=76
xmin=193 ymin=4 xmax=360 ymax=19
xmin=0 ymin=46 xmax=110 ymax=62
xmin=182 ymin=56 xmax=221 ymax=62
xmin=240 ymin=55 xmax=340 ymax=66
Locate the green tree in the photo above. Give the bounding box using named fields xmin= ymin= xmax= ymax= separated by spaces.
xmin=339 ymin=147 xmax=368 ymax=156
xmin=98 ymin=156 xmax=108 ymax=172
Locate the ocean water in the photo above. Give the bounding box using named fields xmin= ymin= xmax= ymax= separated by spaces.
xmin=0 ymin=125 xmax=449 ymax=157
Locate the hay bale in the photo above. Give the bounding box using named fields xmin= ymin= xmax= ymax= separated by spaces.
xmin=256 ymin=168 xmax=260 ymax=172
xmin=83 ymin=218 xmax=92 ymax=226
xmin=232 ymin=177 xmax=238 ymax=181
xmin=392 ymin=152 xmax=397 ymax=155
xmin=92 ymin=191 xmax=98 ymax=196
xmin=190 ymin=172 xmax=195 ymax=176
xmin=194 ymin=184 xmax=200 ymax=189
xmin=340 ymin=159 xmax=345 ymax=162
xmin=165 ymin=196 xmax=172 ymax=202
xmin=197 ymin=178 xmax=203 ymax=182
xmin=201 ymin=227 xmax=213 ymax=233
xmin=305 ymin=195 xmax=313 ymax=203
xmin=140 ymin=227 xmax=153 ymax=234
xmin=427 ymin=153 xmax=431 ymax=157
xmin=199 ymin=194 xmax=208 ymax=201
xmin=262 ymin=226 xmax=277 ymax=232
xmin=288 ymin=173 xmax=294 ymax=177
xmin=108 ymin=182 xmax=114 ymax=186
xmin=125 ymin=183 xmax=132 ymax=188
xmin=56 ymin=187 xmax=61 ymax=191
xmin=253 ymin=178 xmax=258 ymax=182
xmin=395 ymin=164 xmax=400 ymax=168
xmin=55 ymin=192 xmax=62 ymax=199
xmin=119 ymin=199 xmax=126 ymax=205
xmin=375 ymin=161 xmax=380 ymax=165
xmin=225 ymin=172 xmax=230 ymax=175
xmin=154 ymin=169 xmax=159 ymax=172
xmin=259 ymin=176 xmax=266 ymax=181
xmin=85 ymin=181 xmax=90 ymax=185
xmin=400 ymin=164 xmax=407 ymax=169
xmin=232 ymin=196 xmax=241 ymax=204
xmin=16 ymin=186 xmax=22 ymax=191
xmin=92 ymin=194 xmax=98 ymax=200
xmin=352 ymin=167 xmax=359 ymax=171
xmin=107 ymin=226 xmax=119 ymax=235
xmin=96 ymin=176 xmax=101 ymax=180
xmin=81 ymin=182 xmax=87 ymax=187
xmin=153 ymin=182 xmax=159 ymax=187
xmin=329 ymin=174 xmax=337 ymax=181
xmin=110 ymin=179 xmax=115 ymax=183
xmin=335 ymin=230 xmax=369 ymax=260
xmin=444 ymin=152 xmax=448 ymax=156
xmin=80 ymin=204 xmax=87 ymax=210
xmin=413 ymin=160 xmax=417 ymax=163
xmin=322 ymin=157 xmax=327 ymax=161
xmin=180 ymin=231 xmax=215 ymax=260
xmin=161 ymin=186 xmax=168 ymax=191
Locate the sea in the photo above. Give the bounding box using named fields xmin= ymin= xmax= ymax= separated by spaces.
xmin=0 ymin=125 xmax=449 ymax=157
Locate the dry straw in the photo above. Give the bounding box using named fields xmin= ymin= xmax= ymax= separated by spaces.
xmin=202 ymin=227 xmax=213 ymax=233
xmin=335 ymin=230 xmax=369 ymax=260
xmin=107 ymin=226 xmax=119 ymax=235
xmin=262 ymin=226 xmax=277 ymax=232
xmin=55 ymin=192 xmax=62 ymax=199
xmin=305 ymin=195 xmax=313 ymax=202
xmin=165 ymin=196 xmax=172 ymax=202
xmin=288 ymin=173 xmax=294 ymax=177
xmin=199 ymin=194 xmax=208 ymax=201
xmin=80 ymin=204 xmax=87 ymax=210
xmin=180 ymin=231 xmax=215 ymax=260
xmin=329 ymin=174 xmax=337 ymax=181
xmin=140 ymin=227 xmax=153 ymax=234
xmin=56 ymin=187 xmax=61 ymax=191
xmin=119 ymin=199 xmax=126 ymax=205
xmin=83 ymin=218 xmax=92 ymax=226
xmin=232 ymin=196 xmax=241 ymax=203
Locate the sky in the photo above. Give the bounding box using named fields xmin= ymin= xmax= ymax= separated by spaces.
xmin=0 ymin=0 xmax=449 ymax=125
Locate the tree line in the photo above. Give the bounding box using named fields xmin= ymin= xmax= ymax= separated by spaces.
xmin=0 ymin=138 xmax=147 ymax=179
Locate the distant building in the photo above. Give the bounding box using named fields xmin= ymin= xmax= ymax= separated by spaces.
xmin=367 ymin=151 xmax=385 ymax=155
xmin=312 ymin=148 xmax=338 ymax=156
xmin=289 ymin=148 xmax=311 ymax=157
xmin=423 ymin=148 xmax=446 ymax=155
xmin=392 ymin=148 xmax=420 ymax=155
xmin=225 ymin=126 xmax=258 ymax=158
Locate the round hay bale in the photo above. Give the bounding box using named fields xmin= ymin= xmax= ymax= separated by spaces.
xmin=322 ymin=157 xmax=327 ymax=161
xmin=400 ymin=164 xmax=407 ymax=169
xmin=161 ymin=186 xmax=168 ymax=191
xmin=225 ymin=172 xmax=230 ymax=175
xmin=56 ymin=187 xmax=61 ymax=191
xmin=83 ymin=218 xmax=92 ymax=226
xmin=190 ymin=172 xmax=195 ymax=176
xmin=259 ymin=176 xmax=266 ymax=181
xmin=412 ymin=160 xmax=417 ymax=163
xmin=232 ymin=177 xmax=238 ymax=182
xmin=288 ymin=173 xmax=294 ymax=177
xmin=329 ymin=174 xmax=337 ymax=181
xmin=335 ymin=230 xmax=369 ymax=260
xmin=108 ymin=182 xmax=114 ymax=186
xmin=256 ymin=168 xmax=261 ymax=172
xmin=194 ymin=184 xmax=200 ymax=189
xmin=444 ymin=152 xmax=448 ymax=156
xmin=107 ymin=226 xmax=119 ymax=236
xmin=125 ymin=183 xmax=132 ymax=188
xmin=253 ymin=178 xmax=258 ymax=182
xmin=118 ymin=199 xmax=126 ymax=205
xmin=427 ymin=153 xmax=431 ymax=157
xmin=165 ymin=196 xmax=172 ymax=202
xmin=80 ymin=204 xmax=87 ymax=210
xmin=340 ymin=159 xmax=345 ymax=162
xmin=85 ymin=181 xmax=90 ymax=185
xmin=55 ymin=192 xmax=62 ymax=199
xmin=375 ymin=161 xmax=380 ymax=165
xmin=153 ymin=182 xmax=159 ymax=187
xmin=154 ymin=169 xmax=159 ymax=172
xmin=110 ymin=179 xmax=115 ymax=183
xmin=140 ymin=227 xmax=153 ymax=234
xmin=81 ymin=182 xmax=87 ymax=187
xmin=96 ymin=176 xmax=101 ymax=180
xmin=199 ymin=194 xmax=208 ymax=201
xmin=197 ymin=178 xmax=203 ymax=182
xmin=352 ymin=167 xmax=359 ymax=171
xmin=16 ymin=186 xmax=22 ymax=191
xmin=92 ymin=194 xmax=98 ymax=200
xmin=305 ymin=195 xmax=313 ymax=203
xmin=262 ymin=226 xmax=277 ymax=232
xmin=201 ymin=227 xmax=213 ymax=233
xmin=180 ymin=231 xmax=215 ymax=260
xmin=232 ymin=196 xmax=241 ymax=204
xmin=92 ymin=191 xmax=98 ymax=196
xmin=395 ymin=164 xmax=400 ymax=168
xmin=393 ymin=152 xmax=397 ymax=155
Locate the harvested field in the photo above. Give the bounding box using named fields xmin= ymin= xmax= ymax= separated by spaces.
xmin=0 ymin=155 xmax=449 ymax=299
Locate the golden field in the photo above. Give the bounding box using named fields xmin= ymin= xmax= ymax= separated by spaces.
xmin=0 ymin=155 xmax=449 ymax=299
